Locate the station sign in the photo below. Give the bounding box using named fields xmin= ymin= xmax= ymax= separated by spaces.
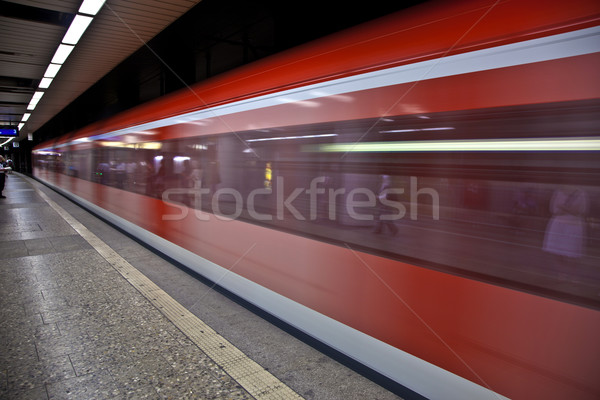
xmin=0 ymin=128 xmax=18 ymax=137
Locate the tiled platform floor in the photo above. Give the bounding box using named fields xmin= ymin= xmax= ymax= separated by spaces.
xmin=0 ymin=175 xmax=256 ymax=399
xmin=0 ymin=173 xmax=402 ymax=400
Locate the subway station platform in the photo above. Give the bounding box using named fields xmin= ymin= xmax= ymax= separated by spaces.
xmin=0 ymin=173 xmax=402 ymax=400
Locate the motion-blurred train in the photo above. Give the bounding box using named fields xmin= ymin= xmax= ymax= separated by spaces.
xmin=33 ymin=0 xmax=600 ymax=398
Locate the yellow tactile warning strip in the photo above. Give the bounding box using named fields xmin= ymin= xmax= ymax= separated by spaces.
xmin=34 ymin=186 xmax=304 ymax=400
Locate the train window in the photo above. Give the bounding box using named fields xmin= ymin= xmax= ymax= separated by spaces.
xmin=34 ymin=99 xmax=600 ymax=308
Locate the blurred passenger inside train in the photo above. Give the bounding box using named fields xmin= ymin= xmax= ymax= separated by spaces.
xmin=373 ymin=175 xmax=399 ymax=236
xmin=543 ymin=186 xmax=590 ymax=273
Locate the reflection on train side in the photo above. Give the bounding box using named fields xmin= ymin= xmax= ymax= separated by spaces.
xmin=34 ymin=101 xmax=600 ymax=306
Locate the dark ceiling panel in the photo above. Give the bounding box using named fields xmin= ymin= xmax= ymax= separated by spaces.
xmin=0 ymin=0 xmax=74 ymax=27
xmin=0 ymin=0 xmax=202 ymax=134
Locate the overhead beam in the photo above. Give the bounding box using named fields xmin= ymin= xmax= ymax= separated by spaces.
xmin=0 ymin=1 xmax=74 ymax=28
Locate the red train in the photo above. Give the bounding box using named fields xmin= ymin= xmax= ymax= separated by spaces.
xmin=33 ymin=0 xmax=600 ymax=398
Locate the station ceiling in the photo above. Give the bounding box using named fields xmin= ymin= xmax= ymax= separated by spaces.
xmin=1 ymin=0 xmax=424 ymax=146
xmin=0 ymin=0 xmax=201 ymax=141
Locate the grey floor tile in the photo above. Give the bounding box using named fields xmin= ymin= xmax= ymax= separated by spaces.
xmin=0 ymin=222 xmax=42 ymax=235
xmin=0 ymin=300 xmax=27 ymax=316
xmin=47 ymin=235 xmax=91 ymax=253
xmin=109 ymin=355 xmax=174 ymax=394
xmin=35 ymin=334 xmax=89 ymax=360
xmin=0 ymin=385 xmax=49 ymax=400
xmin=0 ymin=348 xmax=39 ymax=371
xmin=46 ymin=370 xmax=121 ymax=400
xmin=118 ymin=384 xmax=161 ymax=400
xmin=24 ymin=238 xmax=55 ymax=256
xmin=40 ymin=306 xmax=85 ymax=325
xmin=22 ymin=296 xmax=71 ymax=317
xmin=0 ymin=311 xmax=44 ymax=333
xmin=6 ymin=356 xmax=76 ymax=391
xmin=32 ymin=323 xmax=62 ymax=341
xmin=67 ymin=353 xmax=106 ymax=377
xmin=152 ymin=368 xmax=253 ymax=400
xmin=0 ymin=240 xmax=29 ymax=258
xmin=68 ymin=344 xmax=134 ymax=378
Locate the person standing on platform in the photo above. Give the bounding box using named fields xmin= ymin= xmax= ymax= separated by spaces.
xmin=0 ymin=155 xmax=9 ymax=198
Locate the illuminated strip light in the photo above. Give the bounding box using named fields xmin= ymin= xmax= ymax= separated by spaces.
xmin=39 ymin=78 xmax=53 ymax=89
xmin=381 ymin=127 xmax=455 ymax=133
xmin=62 ymin=14 xmax=94 ymax=45
xmin=97 ymin=141 xmax=162 ymax=150
xmin=27 ymin=91 xmax=45 ymax=110
xmin=246 ymin=133 xmax=337 ymax=142
xmin=28 ymin=1 xmax=107 ymax=134
xmin=51 ymin=44 xmax=75 ymax=64
xmin=27 ymin=99 xmax=39 ymax=111
xmin=79 ymin=0 xmax=106 ymax=16
xmin=44 ymin=63 xmax=62 ymax=78
xmin=41 ymin=26 xmax=600 ymax=151
xmin=310 ymin=137 xmax=600 ymax=153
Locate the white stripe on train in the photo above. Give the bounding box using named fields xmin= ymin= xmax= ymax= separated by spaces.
xmin=39 ymin=25 xmax=600 ymax=151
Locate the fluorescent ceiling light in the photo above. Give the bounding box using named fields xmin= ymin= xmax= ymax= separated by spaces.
xmin=39 ymin=78 xmax=53 ymax=89
xmin=27 ymin=93 xmax=44 ymax=110
xmin=27 ymin=99 xmax=39 ymax=110
xmin=18 ymin=123 xmax=24 ymax=131
xmin=51 ymin=44 xmax=75 ymax=64
xmin=62 ymin=14 xmax=93 ymax=45
xmin=44 ymin=63 xmax=62 ymax=78
xmin=79 ymin=0 xmax=106 ymax=15
xmin=311 ymin=137 xmax=600 ymax=152
xmin=21 ymin=113 xmax=31 ymax=122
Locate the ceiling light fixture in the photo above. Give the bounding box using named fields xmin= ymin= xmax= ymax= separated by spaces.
xmin=44 ymin=63 xmax=62 ymax=78
xmin=21 ymin=0 xmax=107 ymax=138
xmin=27 ymin=92 xmax=44 ymax=111
xmin=51 ymin=44 xmax=75 ymax=64
xmin=62 ymin=14 xmax=94 ymax=45
xmin=39 ymin=78 xmax=53 ymax=89
xmin=79 ymin=0 xmax=107 ymax=16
